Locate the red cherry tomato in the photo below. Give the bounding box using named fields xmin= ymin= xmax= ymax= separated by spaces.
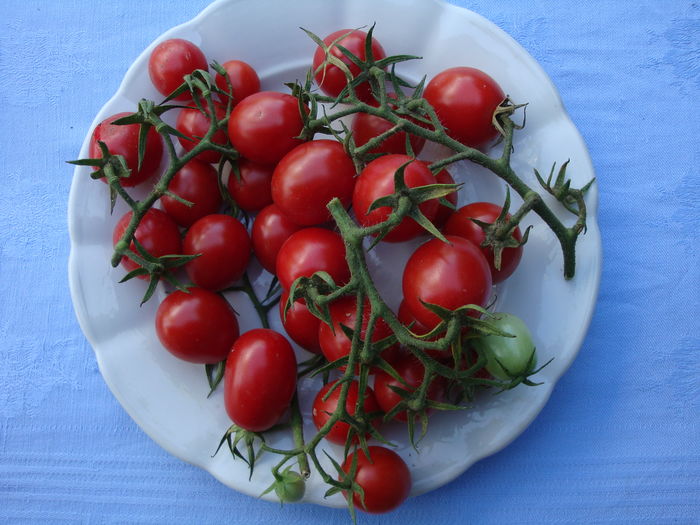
xmin=215 ymin=59 xmax=261 ymax=105
xmin=89 ymin=112 xmax=163 ymax=187
xmin=112 ymin=208 xmax=182 ymax=276
xmin=148 ymin=39 xmax=208 ymax=101
xmin=424 ymin=67 xmax=505 ymax=150
xmin=155 ymin=287 xmax=239 ymax=364
xmin=227 ymin=159 xmax=274 ymax=212
xmin=444 ymin=202 xmax=523 ymax=283
xmin=275 ymin=228 xmax=350 ymax=290
xmin=183 ymin=214 xmax=251 ymax=291
xmin=279 ymin=289 xmax=322 ymax=354
xmin=312 ymin=29 xmax=386 ymax=103
xmin=318 ymin=296 xmax=396 ymax=371
xmin=431 ymin=169 xmax=458 ymax=229
xmin=160 ymin=160 xmax=222 ymax=228
xmin=175 ymin=104 xmax=228 ymax=164
xmin=224 ymin=328 xmax=297 ymax=432
xmin=397 ymin=300 xmax=453 ymax=361
xmin=402 ymin=236 xmax=492 ymax=329
xmin=228 ymin=91 xmax=307 ymax=166
xmin=374 ymin=352 xmax=446 ymax=422
xmin=271 ymin=140 xmax=356 ymax=226
xmin=312 ymin=380 xmax=380 ymax=445
xmin=251 ymin=204 xmax=302 ymax=274
xmin=341 ymin=446 xmax=411 ymax=514
xmin=353 ymin=155 xmax=439 ymax=243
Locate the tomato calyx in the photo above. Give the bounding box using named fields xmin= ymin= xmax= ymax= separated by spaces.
xmin=213 ymin=423 xmax=266 ymax=480
xmin=260 ymin=466 xmax=307 ymax=503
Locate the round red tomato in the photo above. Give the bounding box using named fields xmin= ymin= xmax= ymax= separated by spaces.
xmin=353 ymin=155 xmax=439 ymax=243
xmin=341 ymin=446 xmax=411 ymax=514
xmin=112 ymin=208 xmax=182 ymax=276
xmin=89 ymin=112 xmax=163 ymax=187
xmin=275 ymin=228 xmax=350 ymax=290
xmin=224 ymin=328 xmax=297 ymax=432
xmin=251 ymin=204 xmax=302 ymax=274
xmin=431 ymin=168 xmax=458 ymax=229
xmin=175 ymin=104 xmax=228 ymax=164
xmin=318 ymin=296 xmax=396 ymax=371
xmin=312 ymin=380 xmax=380 ymax=445
xmin=424 ymin=67 xmax=505 ymax=150
xmin=444 ymin=202 xmax=523 ymax=283
xmin=155 ymin=287 xmax=239 ymax=364
xmin=312 ymin=29 xmax=386 ymax=103
xmin=148 ymin=39 xmax=208 ymax=100
xmin=402 ymin=236 xmax=492 ymax=329
xmin=183 ymin=214 xmax=251 ymax=291
xmin=215 ymin=59 xmax=260 ymax=105
xmin=374 ymin=352 xmax=446 ymax=422
xmin=228 ymin=91 xmax=307 ymax=166
xmin=271 ymin=140 xmax=356 ymax=226
xmin=351 ymin=96 xmax=426 ymax=156
xmin=279 ymin=289 xmax=321 ymax=354
xmin=160 ymin=159 xmax=222 ymax=227
xmin=227 ymin=159 xmax=274 ymax=212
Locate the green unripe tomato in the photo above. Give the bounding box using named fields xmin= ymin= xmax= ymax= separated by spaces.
xmin=274 ymin=469 xmax=306 ymax=503
xmin=474 ymin=313 xmax=537 ymax=380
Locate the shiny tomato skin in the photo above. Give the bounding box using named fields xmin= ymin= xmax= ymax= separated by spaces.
xmin=353 ymin=155 xmax=439 ymax=243
xmin=312 ymin=29 xmax=386 ymax=103
xmin=148 ymin=39 xmax=208 ymax=101
xmin=89 ymin=112 xmax=163 ymax=187
xmin=424 ymin=67 xmax=505 ymax=150
xmin=351 ymin=96 xmax=426 ymax=156
xmin=155 ymin=287 xmax=239 ymax=364
xmin=341 ymin=446 xmax=411 ymax=514
xmin=214 ymin=59 xmax=261 ymax=105
xmin=183 ymin=214 xmax=251 ymax=291
xmin=275 ymin=228 xmax=350 ymax=290
xmin=279 ymin=289 xmax=322 ymax=354
xmin=312 ymin=380 xmax=380 ymax=445
xmin=160 ymin=159 xmax=222 ymax=228
xmin=224 ymin=328 xmax=297 ymax=432
xmin=228 ymin=91 xmax=307 ymax=166
xmin=431 ymin=168 xmax=459 ymax=229
xmin=271 ymin=140 xmax=356 ymax=226
xmin=251 ymin=204 xmax=302 ymax=274
xmin=374 ymin=352 xmax=446 ymax=422
xmin=402 ymin=236 xmax=492 ymax=329
xmin=112 ymin=208 xmax=182 ymax=276
xmin=444 ymin=202 xmax=523 ymax=283
xmin=175 ymin=104 xmax=228 ymax=164
xmin=227 ymin=159 xmax=274 ymax=212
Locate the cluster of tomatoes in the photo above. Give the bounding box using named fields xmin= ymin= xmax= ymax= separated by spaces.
xmin=89 ymin=28 xmax=533 ymax=515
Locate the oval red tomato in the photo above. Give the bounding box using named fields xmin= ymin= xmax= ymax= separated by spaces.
xmin=312 ymin=380 xmax=380 ymax=445
xmin=251 ymin=204 xmax=302 ymax=274
xmin=175 ymin=104 xmax=229 ymax=164
xmin=148 ymin=39 xmax=208 ymax=100
xmin=215 ymin=59 xmax=261 ymax=105
xmin=224 ymin=328 xmax=297 ymax=432
xmin=160 ymin=159 xmax=222 ymax=228
xmin=279 ymin=289 xmax=322 ymax=354
xmin=227 ymin=159 xmax=274 ymax=212
xmin=155 ymin=287 xmax=239 ymax=364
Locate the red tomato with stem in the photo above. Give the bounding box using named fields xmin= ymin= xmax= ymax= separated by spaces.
xmin=312 ymin=380 xmax=380 ymax=445
xmin=224 ymin=329 xmax=297 ymax=432
xmin=112 ymin=208 xmax=182 ymax=276
xmin=160 ymin=159 xmax=222 ymax=228
xmin=175 ymin=104 xmax=229 ymax=164
xmin=444 ymin=202 xmax=523 ymax=283
xmin=353 ymin=155 xmax=439 ymax=243
xmin=312 ymin=29 xmax=386 ymax=103
xmin=251 ymin=204 xmax=302 ymax=274
xmin=89 ymin=112 xmax=163 ymax=187
xmin=227 ymin=159 xmax=274 ymax=212
xmin=155 ymin=287 xmax=239 ymax=364
xmin=272 ymin=140 xmax=356 ymax=226
xmin=148 ymin=39 xmax=208 ymax=100
xmin=228 ymin=91 xmax=307 ymax=166
xmin=214 ymin=59 xmax=261 ymax=105
xmin=341 ymin=446 xmax=411 ymax=514
xmin=279 ymin=289 xmax=322 ymax=354
xmin=402 ymin=236 xmax=492 ymax=330
xmin=431 ymin=168 xmax=458 ymax=229
xmin=183 ymin=214 xmax=251 ymax=291
xmin=275 ymin=228 xmax=350 ymax=290
xmin=424 ymin=67 xmax=505 ymax=150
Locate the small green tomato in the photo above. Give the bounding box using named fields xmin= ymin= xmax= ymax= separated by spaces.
xmin=474 ymin=312 xmax=537 ymax=380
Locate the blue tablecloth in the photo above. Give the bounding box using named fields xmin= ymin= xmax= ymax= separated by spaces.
xmin=1 ymin=1 xmax=698 ymax=523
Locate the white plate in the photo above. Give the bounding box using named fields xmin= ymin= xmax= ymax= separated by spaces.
xmin=68 ymin=0 xmax=601 ymax=508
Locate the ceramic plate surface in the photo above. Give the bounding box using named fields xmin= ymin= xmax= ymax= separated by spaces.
xmin=68 ymin=0 xmax=601 ymax=507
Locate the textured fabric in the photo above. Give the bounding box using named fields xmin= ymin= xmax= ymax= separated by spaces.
xmin=1 ymin=1 xmax=698 ymax=523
